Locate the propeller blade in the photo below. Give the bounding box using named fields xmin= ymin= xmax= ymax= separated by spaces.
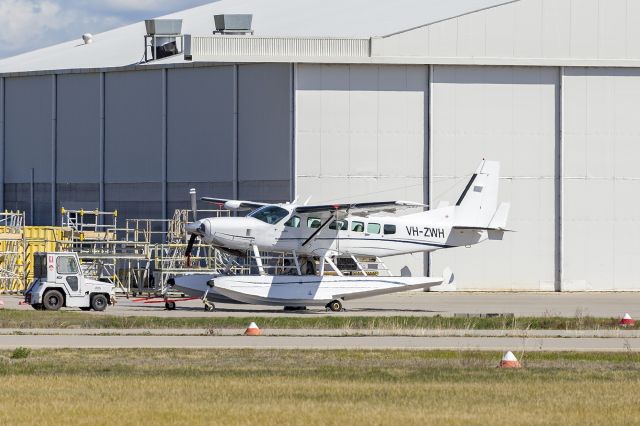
xmin=185 ymin=234 xmax=197 ymax=267
xmin=190 ymin=188 xmax=198 ymax=221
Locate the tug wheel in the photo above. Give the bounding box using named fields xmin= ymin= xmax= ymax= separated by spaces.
xmin=43 ymin=290 xmax=64 ymax=311
xmin=327 ymin=300 xmax=343 ymax=312
xmin=91 ymin=294 xmax=108 ymax=312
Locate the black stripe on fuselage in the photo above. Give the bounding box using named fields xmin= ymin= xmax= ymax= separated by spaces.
xmin=456 ymin=173 xmax=478 ymax=206
xmin=279 ymin=237 xmax=455 ymax=249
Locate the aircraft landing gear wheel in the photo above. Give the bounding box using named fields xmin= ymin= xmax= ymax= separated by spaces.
xmin=165 ymin=301 xmax=176 ymax=310
xmin=327 ymin=299 xmax=343 ymax=312
xmin=204 ymin=304 xmax=215 ymax=312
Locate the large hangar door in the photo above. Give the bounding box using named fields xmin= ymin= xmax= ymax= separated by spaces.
xmin=563 ymin=68 xmax=640 ymax=291
xmin=430 ymin=66 xmax=558 ymax=290
xmin=296 ymin=64 xmax=428 ymax=276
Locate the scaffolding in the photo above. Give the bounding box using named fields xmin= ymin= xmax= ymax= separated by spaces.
xmin=154 ymin=209 xmax=234 ymax=290
xmin=0 ymin=211 xmax=25 ymax=292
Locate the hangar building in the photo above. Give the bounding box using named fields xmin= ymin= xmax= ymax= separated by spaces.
xmin=0 ymin=0 xmax=638 ymax=291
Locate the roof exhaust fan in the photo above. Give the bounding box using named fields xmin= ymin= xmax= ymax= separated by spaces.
xmin=213 ymin=14 xmax=254 ymax=35
xmin=144 ymin=19 xmax=184 ymax=62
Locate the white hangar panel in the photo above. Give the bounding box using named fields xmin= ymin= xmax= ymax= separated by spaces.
xmin=296 ymin=63 xmax=428 ymax=276
xmin=430 ymin=65 xmax=558 ymax=290
xmin=296 ymin=64 xmax=427 ymax=181
xmin=563 ymin=68 xmax=640 ymax=290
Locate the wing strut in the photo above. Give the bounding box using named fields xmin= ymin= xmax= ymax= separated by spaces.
xmin=301 ymin=211 xmax=337 ymax=247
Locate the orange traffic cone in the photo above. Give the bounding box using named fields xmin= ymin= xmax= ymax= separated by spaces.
xmin=244 ymin=322 xmax=262 ymax=336
xmin=499 ymin=351 xmax=522 ymax=369
xmin=619 ymin=313 xmax=636 ymax=326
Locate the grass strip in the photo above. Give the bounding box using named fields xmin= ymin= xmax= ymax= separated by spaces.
xmin=0 ymin=310 xmax=636 ymax=330
xmin=1 ymin=349 xmax=639 ymax=425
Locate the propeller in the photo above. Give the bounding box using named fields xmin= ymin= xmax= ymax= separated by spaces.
xmin=186 ymin=188 xmax=199 ymax=267
xmin=190 ymin=188 xmax=198 ymax=222
xmin=185 ymin=234 xmax=197 ymax=267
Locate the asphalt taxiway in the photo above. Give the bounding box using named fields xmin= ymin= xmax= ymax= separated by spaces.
xmin=1 ymin=334 xmax=639 ymax=351
xmin=3 ymin=292 xmax=639 ymax=318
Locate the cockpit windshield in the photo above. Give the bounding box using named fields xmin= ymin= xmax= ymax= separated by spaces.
xmin=249 ymin=206 xmax=290 ymax=225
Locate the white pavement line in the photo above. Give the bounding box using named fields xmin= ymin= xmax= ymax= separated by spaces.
xmin=0 ymin=335 xmax=639 ymax=351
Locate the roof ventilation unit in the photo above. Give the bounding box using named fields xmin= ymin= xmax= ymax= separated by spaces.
xmin=213 ymin=14 xmax=254 ymax=35
xmin=82 ymin=33 xmax=93 ymax=45
xmin=144 ymin=19 xmax=184 ymax=62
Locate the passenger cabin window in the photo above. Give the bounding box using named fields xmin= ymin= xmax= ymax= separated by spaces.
xmin=284 ymin=215 xmax=301 ymax=228
xmin=307 ymin=217 xmax=322 ymax=229
xmin=351 ymin=221 xmax=364 ymax=233
xmin=384 ymin=224 xmax=396 ymax=235
xmin=329 ymin=220 xmax=348 ymax=230
xmin=249 ymin=206 xmax=289 ymax=225
xmin=56 ymin=256 xmax=79 ymax=275
xmin=367 ymin=223 xmax=381 ymax=234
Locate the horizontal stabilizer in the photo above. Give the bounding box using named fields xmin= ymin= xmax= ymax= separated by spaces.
xmin=489 ymin=202 xmax=510 ymax=230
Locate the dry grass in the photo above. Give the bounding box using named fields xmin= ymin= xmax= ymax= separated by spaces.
xmin=0 ymin=309 xmax=635 ymax=331
xmin=0 ymin=349 xmax=639 ymax=425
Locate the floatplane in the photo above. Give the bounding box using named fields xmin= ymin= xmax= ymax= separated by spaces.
xmin=169 ymin=160 xmax=510 ymax=311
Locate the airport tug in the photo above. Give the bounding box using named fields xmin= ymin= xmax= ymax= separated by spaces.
xmin=24 ymin=252 xmax=116 ymax=311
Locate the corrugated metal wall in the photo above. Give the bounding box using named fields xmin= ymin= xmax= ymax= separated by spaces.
xmin=2 ymin=60 xmax=640 ymax=290
xmin=430 ymin=65 xmax=559 ymax=290
xmin=0 ymin=64 xmax=293 ymax=227
xmin=563 ymin=68 xmax=640 ymax=290
xmin=3 ymin=75 xmax=53 ymax=225
xmin=295 ymin=64 xmax=428 ymax=276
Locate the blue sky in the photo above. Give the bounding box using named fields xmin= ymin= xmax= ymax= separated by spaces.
xmin=0 ymin=0 xmax=213 ymax=59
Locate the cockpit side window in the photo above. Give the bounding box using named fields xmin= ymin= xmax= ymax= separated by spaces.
xmin=284 ymin=215 xmax=301 ymax=228
xmin=249 ymin=206 xmax=290 ymax=225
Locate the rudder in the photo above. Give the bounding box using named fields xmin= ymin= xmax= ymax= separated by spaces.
xmin=454 ymin=160 xmax=500 ymax=228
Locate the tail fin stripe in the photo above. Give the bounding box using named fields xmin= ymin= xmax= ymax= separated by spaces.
xmin=455 ymin=174 xmax=478 ymax=206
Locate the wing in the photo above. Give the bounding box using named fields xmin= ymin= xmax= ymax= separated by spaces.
xmin=200 ymin=197 xmax=269 ymax=211
xmin=294 ymin=201 xmax=427 ymax=217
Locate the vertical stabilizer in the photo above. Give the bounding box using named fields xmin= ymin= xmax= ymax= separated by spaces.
xmin=454 ymin=160 xmax=501 ymax=228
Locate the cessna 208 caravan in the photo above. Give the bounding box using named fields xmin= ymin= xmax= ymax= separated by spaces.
xmin=172 ymin=160 xmax=510 ymax=311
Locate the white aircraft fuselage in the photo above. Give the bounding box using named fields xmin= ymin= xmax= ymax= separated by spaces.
xmin=194 ymin=206 xmax=488 ymax=258
xmin=187 ymin=161 xmax=510 ymax=260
